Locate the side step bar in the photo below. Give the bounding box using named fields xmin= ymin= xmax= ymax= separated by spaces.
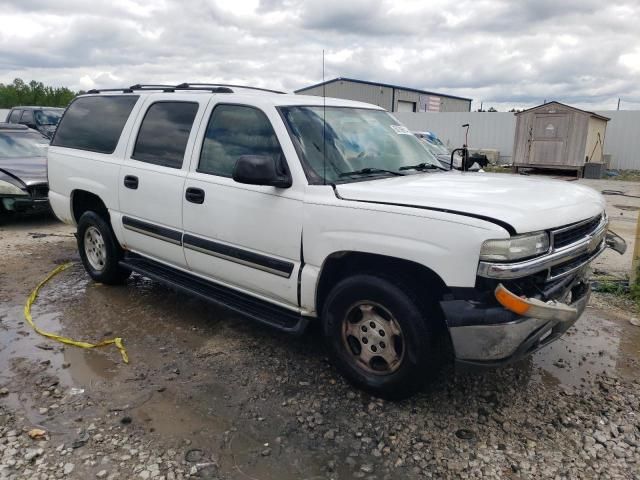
xmin=119 ymin=253 xmax=309 ymax=335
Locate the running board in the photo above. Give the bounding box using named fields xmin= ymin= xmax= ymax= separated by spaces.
xmin=119 ymin=253 xmax=309 ymax=335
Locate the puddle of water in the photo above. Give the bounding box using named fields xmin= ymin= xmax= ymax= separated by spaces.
xmin=530 ymin=307 xmax=640 ymax=387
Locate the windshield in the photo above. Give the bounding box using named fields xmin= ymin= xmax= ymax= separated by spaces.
xmin=416 ymin=133 xmax=449 ymax=155
xmin=279 ymin=106 xmax=442 ymax=183
xmin=0 ymin=132 xmax=49 ymax=158
xmin=34 ymin=110 xmax=63 ymax=125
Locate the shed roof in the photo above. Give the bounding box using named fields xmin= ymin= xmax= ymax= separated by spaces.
xmin=294 ymin=77 xmax=472 ymax=102
xmin=515 ymin=101 xmax=610 ymax=121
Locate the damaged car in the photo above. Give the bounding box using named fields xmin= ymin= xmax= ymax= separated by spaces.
xmin=0 ymin=123 xmax=50 ymax=215
xmin=47 ymin=85 xmax=627 ymax=398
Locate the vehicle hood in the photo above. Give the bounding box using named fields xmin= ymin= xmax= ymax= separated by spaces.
xmin=334 ymin=171 xmax=605 ymax=233
xmin=0 ymin=156 xmax=48 ymax=187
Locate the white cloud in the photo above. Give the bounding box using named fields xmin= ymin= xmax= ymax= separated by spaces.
xmin=0 ymin=0 xmax=639 ymax=110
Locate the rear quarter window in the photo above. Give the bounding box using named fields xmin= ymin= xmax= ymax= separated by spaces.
xmin=8 ymin=110 xmax=21 ymax=123
xmin=52 ymin=95 xmax=139 ymax=154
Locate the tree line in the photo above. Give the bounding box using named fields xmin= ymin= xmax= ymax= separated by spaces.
xmin=0 ymin=78 xmax=82 ymax=109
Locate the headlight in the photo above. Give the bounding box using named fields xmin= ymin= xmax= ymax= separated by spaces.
xmin=480 ymin=232 xmax=550 ymax=262
xmin=0 ymin=179 xmax=28 ymax=196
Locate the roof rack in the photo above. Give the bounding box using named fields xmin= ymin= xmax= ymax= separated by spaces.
xmin=176 ymin=83 xmax=285 ymax=94
xmin=84 ymin=83 xmax=285 ymax=95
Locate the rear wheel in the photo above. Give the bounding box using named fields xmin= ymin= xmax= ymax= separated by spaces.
xmin=77 ymin=211 xmax=130 ymax=284
xmin=323 ymin=274 xmax=443 ymax=399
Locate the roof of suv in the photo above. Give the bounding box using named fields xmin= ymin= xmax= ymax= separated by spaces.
xmin=10 ymin=106 xmax=64 ymax=111
xmin=80 ymin=84 xmax=385 ymax=111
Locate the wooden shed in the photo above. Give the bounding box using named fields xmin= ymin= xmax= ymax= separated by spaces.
xmin=512 ymin=101 xmax=609 ymax=176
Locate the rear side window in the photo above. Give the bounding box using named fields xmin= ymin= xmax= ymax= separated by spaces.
xmin=8 ymin=110 xmax=21 ymax=123
xmin=198 ymin=104 xmax=282 ymax=177
xmin=52 ymin=95 xmax=139 ymax=154
xmin=20 ymin=110 xmax=35 ymax=125
xmin=132 ymin=102 xmax=198 ymax=169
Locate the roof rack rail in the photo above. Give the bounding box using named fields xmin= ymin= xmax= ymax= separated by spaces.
xmin=129 ymin=84 xmax=177 ymax=92
xmin=176 ymin=83 xmax=285 ymax=94
xmin=84 ymin=83 xmax=284 ymax=95
xmin=86 ymin=88 xmax=135 ymax=94
xmin=85 ymin=84 xmax=236 ymax=94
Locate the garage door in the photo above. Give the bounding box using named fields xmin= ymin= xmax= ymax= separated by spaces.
xmin=397 ymin=101 xmax=416 ymax=112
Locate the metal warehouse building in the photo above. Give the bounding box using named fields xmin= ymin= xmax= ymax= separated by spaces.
xmin=294 ymin=77 xmax=472 ymax=113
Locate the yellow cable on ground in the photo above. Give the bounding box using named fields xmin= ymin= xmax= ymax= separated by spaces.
xmin=24 ymin=263 xmax=129 ymax=363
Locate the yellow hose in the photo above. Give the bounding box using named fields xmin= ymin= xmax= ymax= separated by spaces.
xmin=24 ymin=263 xmax=129 ymax=363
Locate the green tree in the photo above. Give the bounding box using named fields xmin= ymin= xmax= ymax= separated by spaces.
xmin=0 ymin=78 xmax=79 ymax=108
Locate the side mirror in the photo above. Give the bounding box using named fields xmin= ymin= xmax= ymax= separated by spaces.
xmin=232 ymin=155 xmax=292 ymax=188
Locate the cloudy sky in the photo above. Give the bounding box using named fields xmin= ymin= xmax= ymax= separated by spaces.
xmin=1 ymin=0 xmax=639 ymax=111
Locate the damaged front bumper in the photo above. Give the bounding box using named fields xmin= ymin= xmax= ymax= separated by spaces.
xmin=442 ymin=226 xmax=626 ymax=366
xmin=444 ymin=282 xmax=590 ymax=366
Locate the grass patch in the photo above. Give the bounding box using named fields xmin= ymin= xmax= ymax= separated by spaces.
xmin=608 ymin=170 xmax=640 ymax=182
xmin=482 ymin=165 xmax=512 ymax=174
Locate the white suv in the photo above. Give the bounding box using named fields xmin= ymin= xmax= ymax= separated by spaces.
xmin=47 ymin=84 xmax=625 ymax=398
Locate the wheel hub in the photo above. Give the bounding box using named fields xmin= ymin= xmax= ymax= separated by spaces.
xmin=342 ymin=302 xmax=405 ymax=375
xmin=84 ymin=226 xmax=107 ymax=271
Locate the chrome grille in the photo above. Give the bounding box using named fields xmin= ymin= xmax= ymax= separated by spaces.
xmin=552 ymin=214 xmax=602 ymax=249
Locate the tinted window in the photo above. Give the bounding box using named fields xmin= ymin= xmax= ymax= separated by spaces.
xmin=20 ymin=110 xmax=34 ymax=125
xmin=8 ymin=110 xmax=21 ymax=123
xmin=198 ymin=104 xmax=282 ymax=177
xmin=35 ymin=110 xmax=63 ymax=125
xmin=52 ymin=96 xmax=139 ymax=154
xmin=132 ymin=102 xmax=198 ymax=169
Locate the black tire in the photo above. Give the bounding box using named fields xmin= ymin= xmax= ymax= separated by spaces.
xmin=77 ymin=211 xmax=131 ymax=284
xmin=322 ymin=274 xmax=443 ymax=399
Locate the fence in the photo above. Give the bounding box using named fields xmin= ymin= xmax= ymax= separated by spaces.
xmin=395 ymin=110 xmax=640 ymax=170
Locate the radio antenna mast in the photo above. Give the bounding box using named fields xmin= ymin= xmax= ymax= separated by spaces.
xmin=322 ymin=49 xmax=327 ymax=185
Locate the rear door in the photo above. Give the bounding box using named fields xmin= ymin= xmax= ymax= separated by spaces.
xmin=118 ymin=95 xmax=208 ymax=268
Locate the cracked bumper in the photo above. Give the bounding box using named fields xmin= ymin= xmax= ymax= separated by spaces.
xmin=443 ymin=284 xmax=590 ymax=366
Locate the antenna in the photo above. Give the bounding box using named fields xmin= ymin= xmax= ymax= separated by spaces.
xmin=322 ymin=49 xmax=326 ymax=186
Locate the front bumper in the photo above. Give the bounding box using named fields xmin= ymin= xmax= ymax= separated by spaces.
xmin=1 ymin=195 xmax=49 ymax=213
xmin=444 ymin=283 xmax=590 ymax=366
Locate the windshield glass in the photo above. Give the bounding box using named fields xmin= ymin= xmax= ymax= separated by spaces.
xmin=34 ymin=110 xmax=63 ymax=125
xmin=416 ymin=133 xmax=449 ymax=155
xmin=0 ymin=132 xmax=49 ymax=158
xmin=279 ymin=106 xmax=442 ymax=183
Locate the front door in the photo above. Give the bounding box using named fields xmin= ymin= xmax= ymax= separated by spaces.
xmin=118 ymin=96 xmax=207 ymax=268
xmin=182 ymin=103 xmax=303 ymax=307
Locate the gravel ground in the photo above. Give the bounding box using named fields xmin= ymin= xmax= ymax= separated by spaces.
xmin=0 ymin=214 xmax=639 ymax=480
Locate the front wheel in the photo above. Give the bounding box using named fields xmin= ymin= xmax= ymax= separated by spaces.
xmin=322 ymin=274 xmax=443 ymax=399
xmin=77 ymin=211 xmax=131 ymax=284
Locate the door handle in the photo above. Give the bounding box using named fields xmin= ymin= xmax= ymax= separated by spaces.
xmin=124 ymin=175 xmax=139 ymax=189
xmin=185 ymin=187 xmax=205 ymax=204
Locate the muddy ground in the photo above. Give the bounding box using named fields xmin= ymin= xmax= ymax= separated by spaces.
xmin=1 ymin=181 xmax=640 ymax=480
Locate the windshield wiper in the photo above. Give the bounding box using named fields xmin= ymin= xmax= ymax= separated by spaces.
xmin=399 ymin=162 xmax=447 ymax=172
xmin=339 ymin=168 xmax=404 ymax=178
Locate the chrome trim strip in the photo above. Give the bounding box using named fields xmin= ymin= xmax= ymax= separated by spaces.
xmin=478 ymin=220 xmax=608 ymax=280
xmin=123 ymin=224 xmax=182 ymax=246
xmin=183 ymin=243 xmax=292 ymax=278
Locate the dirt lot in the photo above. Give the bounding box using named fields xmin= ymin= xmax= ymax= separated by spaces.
xmin=1 ymin=179 xmax=639 ymax=479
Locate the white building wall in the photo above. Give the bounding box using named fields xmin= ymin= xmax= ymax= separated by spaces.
xmin=394 ymin=111 xmax=640 ymax=169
